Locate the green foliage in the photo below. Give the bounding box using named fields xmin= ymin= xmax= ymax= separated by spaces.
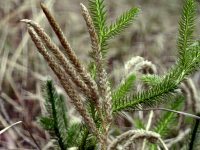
xmin=89 ymin=0 xmax=107 ymax=35
xmin=79 ymin=127 xmax=97 ymax=150
xmin=149 ymin=97 xmax=183 ymax=150
xmin=112 ymin=0 xmax=200 ymax=113
xmin=66 ymin=123 xmax=82 ymax=148
xmin=43 ymin=80 xmax=68 ymax=149
xmin=177 ymin=0 xmax=196 ymax=66
xmin=112 ymin=74 xmax=136 ymax=104
xmin=41 ymin=80 xmax=98 ymax=149
xmin=89 ymin=0 xmax=108 ymax=54
xmin=133 ymin=118 xmax=145 ymax=129
xmin=112 ymin=74 xmax=178 ymax=112
xmin=153 ymin=97 xmax=183 ymax=137
xmin=40 ymin=80 xmax=82 ymax=149
xmin=104 ymin=7 xmax=140 ymax=39
xmin=40 ymin=117 xmax=54 ymax=130
xmin=88 ymin=62 xmax=97 ymax=80
xmin=89 ymin=0 xmax=140 ymax=55
xmin=141 ymin=74 xmax=162 ymax=86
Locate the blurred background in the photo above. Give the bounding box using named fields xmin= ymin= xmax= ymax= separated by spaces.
xmin=0 ymin=0 xmax=200 ymax=149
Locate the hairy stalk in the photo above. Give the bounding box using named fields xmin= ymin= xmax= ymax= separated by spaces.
xmin=21 ymin=19 xmax=92 ymax=99
xmin=25 ymin=25 xmax=103 ymax=143
xmin=80 ymin=2 xmax=107 ymax=137
xmin=81 ymin=4 xmax=112 ymax=148
xmin=40 ymin=3 xmax=100 ymax=104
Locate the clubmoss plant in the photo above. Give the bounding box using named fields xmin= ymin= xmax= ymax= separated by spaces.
xmin=21 ymin=0 xmax=200 ymax=149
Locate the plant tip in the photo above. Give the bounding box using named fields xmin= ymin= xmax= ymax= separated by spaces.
xmin=80 ymin=3 xmax=87 ymax=11
xmin=40 ymin=2 xmax=46 ymax=9
xmin=20 ymin=19 xmax=31 ymax=24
